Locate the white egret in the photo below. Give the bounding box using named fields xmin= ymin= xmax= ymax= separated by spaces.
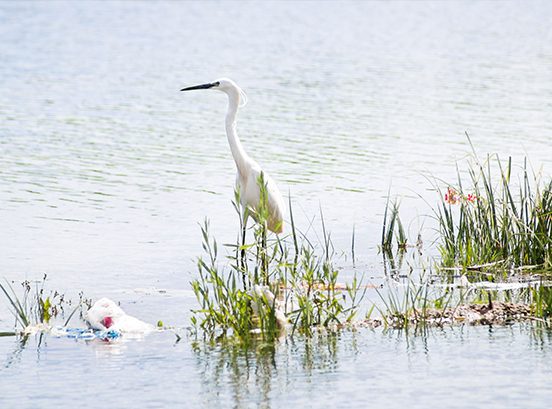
xmin=180 ymin=78 xmax=285 ymax=234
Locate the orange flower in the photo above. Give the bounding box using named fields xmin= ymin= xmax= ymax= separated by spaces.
xmin=444 ymin=187 xmax=459 ymax=205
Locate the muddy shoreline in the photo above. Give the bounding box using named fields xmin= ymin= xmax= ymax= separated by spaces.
xmin=361 ymin=301 xmax=546 ymax=329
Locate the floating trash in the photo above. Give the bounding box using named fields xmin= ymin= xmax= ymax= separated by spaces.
xmin=84 ymin=298 xmax=154 ymax=333
xmin=51 ymin=326 xmax=122 ymax=340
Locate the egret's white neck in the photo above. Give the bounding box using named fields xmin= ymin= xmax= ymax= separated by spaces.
xmin=224 ymin=89 xmax=250 ymax=177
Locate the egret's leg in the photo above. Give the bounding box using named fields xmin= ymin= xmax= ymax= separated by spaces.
xmin=240 ymin=213 xmax=248 ymax=288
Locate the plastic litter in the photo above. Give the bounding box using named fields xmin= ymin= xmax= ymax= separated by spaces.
xmin=52 ymin=326 xmax=121 ymax=340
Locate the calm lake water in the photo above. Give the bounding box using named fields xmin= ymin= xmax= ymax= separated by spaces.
xmin=1 ymin=1 xmax=552 ymax=407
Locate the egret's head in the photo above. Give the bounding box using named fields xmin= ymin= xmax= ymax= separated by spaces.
xmin=181 ymin=78 xmax=247 ymax=106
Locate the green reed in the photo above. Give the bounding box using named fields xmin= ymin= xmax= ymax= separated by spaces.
xmin=527 ymin=283 xmax=552 ymax=320
xmin=381 ymin=195 xmax=408 ymax=253
xmin=375 ymin=271 xmax=456 ymax=329
xmin=436 ymin=152 xmax=552 ymax=270
xmin=191 ymin=173 xmax=366 ymax=344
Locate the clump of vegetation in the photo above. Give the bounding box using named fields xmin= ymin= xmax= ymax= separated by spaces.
xmin=381 ymin=195 xmax=408 ymax=253
xmin=530 ymin=284 xmax=552 ymax=320
xmin=0 ymin=274 xmax=84 ymax=335
xmin=375 ymin=139 xmax=552 ymax=329
xmin=435 ymin=149 xmax=552 ymax=271
xmin=191 ymin=173 xmax=366 ymax=344
xmin=375 ymin=272 xmax=456 ymax=329
xmin=0 ymin=275 xmax=62 ymax=330
xmin=193 ymin=149 xmax=552 ymax=339
xmin=371 ymin=272 xmax=552 ymax=329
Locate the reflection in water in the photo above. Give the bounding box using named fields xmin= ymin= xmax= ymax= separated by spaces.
xmin=0 ymin=325 xmax=550 ymax=407
xmin=382 ymin=249 xmax=407 ymax=279
xmin=194 ymin=331 xmax=359 ymax=408
xmin=91 ymin=339 xmax=129 ymax=360
xmin=193 ymin=331 xmax=357 ymax=408
xmin=0 ymin=332 xmax=132 ymax=370
xmin=191 ymin=324 xmax=552 ymax=408
xmin=2 ymin=333 xmax=50 ymax=369
xmin=2 ymin=335 xmax=29 ymax=370
xmin=193 ymin=341 xmax=276 ymax=408
xmin=529 ymin=323 xmax=552 ymax=351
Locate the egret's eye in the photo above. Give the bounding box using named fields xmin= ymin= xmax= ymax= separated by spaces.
xmin=213 ymin=81 xmax=220 ymax=87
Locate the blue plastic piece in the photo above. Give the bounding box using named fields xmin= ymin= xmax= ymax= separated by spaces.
xmin=54 ymin=327 xmax=122 ymax=340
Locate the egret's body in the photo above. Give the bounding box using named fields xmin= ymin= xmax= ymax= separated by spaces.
xmin=181 ymin=78 xmax=285 ymax=233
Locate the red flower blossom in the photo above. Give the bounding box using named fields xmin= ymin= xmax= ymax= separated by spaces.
xmin=444 ymin=187 xmax=478 ymax=205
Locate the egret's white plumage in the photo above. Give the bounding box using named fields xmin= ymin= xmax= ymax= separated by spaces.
xmin=181 ymin=78 xmax=285 ymax=233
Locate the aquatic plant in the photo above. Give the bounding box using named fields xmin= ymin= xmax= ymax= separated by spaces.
xmin=381 ymin=195 xmax=408 ymax=252
xmin=375 ymin=272 xmax=456 ymax=329
xmin=191 ymin=174 xmax=366 ymax=343
xmin=371 ymin=272 xmax=552 ymax=328
xmin=435 ymin=150 xmax=552 ymax=270
xmin=530 ymin=284 xmax=552 ymax=320
xmin=0 ymin=275 xmax=73 ymax=332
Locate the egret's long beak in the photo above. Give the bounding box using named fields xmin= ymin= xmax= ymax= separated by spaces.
xmin=180 ymin=82 xmax=217 ymax=91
